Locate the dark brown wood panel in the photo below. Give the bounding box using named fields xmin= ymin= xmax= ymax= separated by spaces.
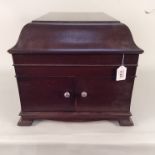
xmin=75 ymin=78 xmax=134 ymax=112
xmin=20 ymin=111 xmax=131 ymax=121
xmin=9 ymin=23 xmax=143 ymax=54
xmin=17 ymin=77 xmax=75 ymax=112
xmin=13 ymin=54 xmax=139 ymax=65
xmin=15 ymin=66 xmax=137 ymax=78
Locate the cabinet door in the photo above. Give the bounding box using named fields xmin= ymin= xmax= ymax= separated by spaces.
xmin=17 ymin=77 xmax=75 ymax=112
xmin=76 ymin=78 xmax=134 ymax=112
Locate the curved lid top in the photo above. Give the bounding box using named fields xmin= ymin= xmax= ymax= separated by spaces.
xmin=9 ymin=12 xmax=143 ymax=54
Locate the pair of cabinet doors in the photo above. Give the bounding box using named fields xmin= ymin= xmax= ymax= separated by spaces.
xmin=17 ymin=76 xmax=133 ymax=113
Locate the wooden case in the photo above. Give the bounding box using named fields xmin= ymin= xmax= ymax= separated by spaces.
xmin=8 ymin=13 xmax=143 ymax=126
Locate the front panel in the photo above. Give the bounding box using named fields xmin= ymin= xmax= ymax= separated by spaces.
xmin=17 ymin=77 xmax=75 ymax=112
xmin=75 ymin=77 xmax=134 ymax=112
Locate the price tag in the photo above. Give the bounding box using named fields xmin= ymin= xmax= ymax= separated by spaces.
xmin=116 ymin=54 xmax=127 ymax=81
xmin=116 ymin=65 xmax=127 ymax=81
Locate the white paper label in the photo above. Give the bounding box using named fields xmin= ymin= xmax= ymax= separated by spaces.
xmin=116 ymin=65 xmax=127 ymax=81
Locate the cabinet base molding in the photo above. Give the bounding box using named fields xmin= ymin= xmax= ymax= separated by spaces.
xmin=18 ymin=111 xmax=133 ymax=126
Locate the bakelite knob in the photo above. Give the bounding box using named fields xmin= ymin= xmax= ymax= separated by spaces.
xmin=81 ymin=91 xmax=88 ymax=98
xmin=64 ymin=91 xmax=70 ymax=98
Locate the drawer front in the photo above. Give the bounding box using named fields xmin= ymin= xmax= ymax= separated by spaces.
xmin=13 ymin=54 xmax=139 ymax=65
xmin=75 ymin=78 xmax=134 ymax=112
xmin=15 ymin=66 xmax=137 ymax=78
xmin=17 ymin=77 xmax=75 ymax=112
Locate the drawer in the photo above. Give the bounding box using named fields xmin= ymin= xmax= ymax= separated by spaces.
xmin=13 ymin=54 xmax=139 ymax=65
xmin=15 ymin=66 xmax=137 ymax=78
xmin=17 ymin=77 xmax=75 ymax=112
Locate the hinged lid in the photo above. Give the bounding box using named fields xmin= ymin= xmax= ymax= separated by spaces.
xmin=8 ymin=12 xmax=143 ymax=54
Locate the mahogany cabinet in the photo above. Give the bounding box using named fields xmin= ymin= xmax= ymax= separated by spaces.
xmin=8 ymin=12 xmax=143 ymax=126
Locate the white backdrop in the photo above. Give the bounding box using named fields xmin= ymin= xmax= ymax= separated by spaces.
xmin=0 ymin=0 xmax=155 ymax=155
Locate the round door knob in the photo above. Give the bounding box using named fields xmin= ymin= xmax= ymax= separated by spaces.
xmin=64 ymin=91 xmax=70 ymax=98
xmin=81 ymin=91 xmax=88 ymax=98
